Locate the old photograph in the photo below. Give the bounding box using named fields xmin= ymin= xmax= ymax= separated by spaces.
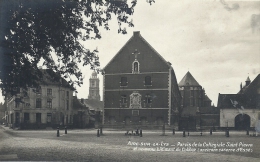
xmin=0 ymin=0 xmax=259 ymax=161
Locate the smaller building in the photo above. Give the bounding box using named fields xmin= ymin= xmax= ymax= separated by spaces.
xmin=218 ymin=74 xmax=260 ymax=130
xmin=79 ymin=99 xmax=104 ymax=128
xmin=178 ymin=71 xmax=219 ymax=130
xmin=5 ymin=69 xmax=75 ymax=129
xmin=0 ymin=102 xmax=7 ymax=124
xmin=72 ymin=96 xmax=91 ymax=128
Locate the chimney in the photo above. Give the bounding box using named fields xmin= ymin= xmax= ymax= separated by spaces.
xmin=133 ymin=31 xmax=140 ymax=37
xmin=240 ymin=82 xmax=242 ymax=90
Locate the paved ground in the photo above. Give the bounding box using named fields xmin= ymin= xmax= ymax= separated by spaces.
xmin=0 ymin=126 xmax=260 ymax=161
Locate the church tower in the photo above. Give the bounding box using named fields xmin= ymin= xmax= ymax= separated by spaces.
xmin=88 ymin=71 xmax=100 ymax=101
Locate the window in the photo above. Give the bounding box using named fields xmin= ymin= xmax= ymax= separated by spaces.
xmin=36 ymin=98 xmax=41 ymax=108
xmin=132 ymin=110 xmax=139 ymax=116
xmin=47 ymin=113 xmax=52 ymax=123
xmin=190 ymin=98 xmax=194 ymax=107
xmin=47 ymin=89 xmax=52 ymax=96
xmin=145 ymin=95 xmax=152 ymax=104
xmin=15 ymin=101 xmax=19 ymax=108
xmin=24 ymin=113 xmax=30 ymax=123
xmin=120 ymin=77 xmax=128 ymax=86
xmin=66 ymin=91 xmax=69 ymax=98
xmin=120 ymin=95 xmax=127 ymax=107
xmin=134 ymin=62 xmax=138 ymax=72
xmin=47 ymin=99 xmax=52 ymax=108
xmin=36 ymin=113 xmax=41 ymax=123
xmin=144 ymin=94 xmax=152 ymax=107
xmin=66 ymin=100 xmax=69 ymax=110
xmin=132 ymin=61 xmax=140 ymax=73
xmin=190 ymin=90 xmax=194 ymax=97
xmin=91 ymin=81 xmax=95 ymax=87
xmin=36 ymin=87 xmax=41 ymax=95
xmin=144 ymin=76 xmax=152 ymax=86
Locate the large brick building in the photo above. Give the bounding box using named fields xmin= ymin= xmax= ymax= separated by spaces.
xmin=102 ymin=31 xmax=181 ymax=129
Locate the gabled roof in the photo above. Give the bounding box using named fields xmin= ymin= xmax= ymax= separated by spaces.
xmin=40 ymin=69 xmax=75 ymax=90
xmin=103 ymin=31 xmax=171 ymax=72
xmin=217 ymin=94 xmax=246 ymax=108
xmin=179 ymin=71 xmax=200 ymax=87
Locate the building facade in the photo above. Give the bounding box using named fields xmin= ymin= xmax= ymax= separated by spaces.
xmin=0 ymin=102 xmax=6 ymax=124
xmin=178 ymin=71 xmax=219 ymax=130
xmin=218 ymin=74 xmax=260 ymax=130
xmin=103 ymin=31 xmax=181 ymax=129
xmin=6 ymin=69 xmax=74 ymax=129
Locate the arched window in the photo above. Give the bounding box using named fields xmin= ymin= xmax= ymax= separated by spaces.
xmin=132 ymin=61 xmax=140 ymax=73
xmin=134 ymin=62 xmax=138 ymax=71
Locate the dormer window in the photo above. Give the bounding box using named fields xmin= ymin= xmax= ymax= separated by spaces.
xmin=132 ymin=61 xmax=140 ymax=73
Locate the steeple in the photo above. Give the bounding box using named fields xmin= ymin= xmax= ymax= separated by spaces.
xmin=88 ymin=71 xmax=100 ymax=101
xmin=245 ymin=76 xmax=251 ymax=86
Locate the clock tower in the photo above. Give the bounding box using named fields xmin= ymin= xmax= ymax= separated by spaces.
xmin=88 ymin=71 xmax=100 ymax=101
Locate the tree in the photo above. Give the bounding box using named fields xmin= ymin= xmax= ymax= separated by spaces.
xmin=0 ymin=0 xmax=155 ymax=97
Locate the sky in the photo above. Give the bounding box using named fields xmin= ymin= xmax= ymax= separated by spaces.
xmin=0 ymin=0 xmax=259 ymax=105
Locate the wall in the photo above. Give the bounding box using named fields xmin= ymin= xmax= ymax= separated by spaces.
xmin=220 ymin=108 xmax=260 ymax=128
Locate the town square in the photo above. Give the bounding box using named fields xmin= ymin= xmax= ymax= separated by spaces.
xmin=0 ymin=125 xmax=260 ymax=161
xmin=0 ymin=0 xmax=259 ymax=161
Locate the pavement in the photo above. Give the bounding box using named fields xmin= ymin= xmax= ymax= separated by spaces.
xmin=0 ymin=125 xmax=260 ymax=161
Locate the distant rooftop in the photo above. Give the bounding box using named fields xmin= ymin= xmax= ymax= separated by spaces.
xmin=179 ymin=71 xmax=200 ymax=87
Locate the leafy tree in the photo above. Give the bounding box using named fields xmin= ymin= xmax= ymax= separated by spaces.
xmin=0 ymin=0 xmax=155 ymax=97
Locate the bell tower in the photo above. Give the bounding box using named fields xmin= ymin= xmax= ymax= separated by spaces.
xmin=88 ymin=71 xmax=100 ymax=101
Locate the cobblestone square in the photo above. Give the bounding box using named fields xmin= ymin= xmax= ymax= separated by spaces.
xmin=1 ymin=126 xmax=260 ymax=162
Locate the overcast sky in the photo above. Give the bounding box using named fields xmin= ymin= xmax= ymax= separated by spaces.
xmin=1 ymin=0 xmax=259 ymax=105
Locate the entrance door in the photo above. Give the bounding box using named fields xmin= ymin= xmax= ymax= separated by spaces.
xmin=235 ymin=114 xmax=250 ymax=130
xmin=36 ymin=113 xmax=41 ymax=123
xmin=47 ymin=113 xmax=52 ymax=127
